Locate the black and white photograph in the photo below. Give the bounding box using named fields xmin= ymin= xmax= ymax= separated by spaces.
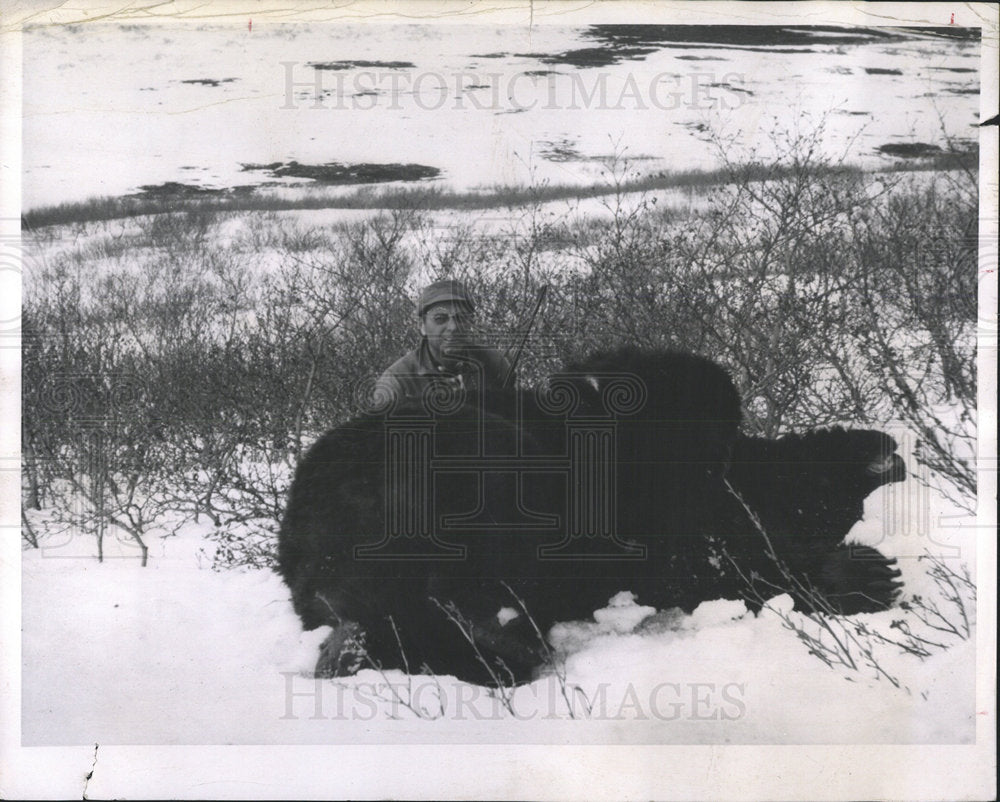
xmin=1 ymin=1 xmax=996 ymax=799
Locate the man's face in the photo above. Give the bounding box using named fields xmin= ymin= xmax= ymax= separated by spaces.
xmin=421 ymin=302 xmax=473 ymax=366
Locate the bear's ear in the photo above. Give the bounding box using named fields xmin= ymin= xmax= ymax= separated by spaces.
xmin=865 ymin=452 xmax=906 ymax=486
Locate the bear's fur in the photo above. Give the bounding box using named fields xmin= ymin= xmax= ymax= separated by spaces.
xmin=277 ymin=348 xmax=905 ymax=685
xmin=728 ymin=428 xmax=905 ymax=614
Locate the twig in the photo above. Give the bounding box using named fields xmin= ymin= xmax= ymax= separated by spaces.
xmin=430 ymin=597 xmax=517 ymax=712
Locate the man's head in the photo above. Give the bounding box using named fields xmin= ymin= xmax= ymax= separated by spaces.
xmin=417 ymin=280 xmax=476 ymax=367
xmin=416 ymin=279 xmax=476 ymax=317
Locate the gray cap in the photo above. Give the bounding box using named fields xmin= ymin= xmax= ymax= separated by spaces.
xmin=417 ymin=279 xmax=475 ymax=316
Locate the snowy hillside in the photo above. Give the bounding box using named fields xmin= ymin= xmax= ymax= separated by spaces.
xmin=22 ymin=23 xmax=980 ymax=210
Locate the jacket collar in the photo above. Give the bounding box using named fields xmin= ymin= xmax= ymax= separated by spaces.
xmin=417 ymin=337 xmax=455 ymax=376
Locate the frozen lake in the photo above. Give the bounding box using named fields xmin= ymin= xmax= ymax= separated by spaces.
xmin=22 ymin=23 xmax=980 ymax=210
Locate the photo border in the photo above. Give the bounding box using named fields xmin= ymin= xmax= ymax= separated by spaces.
xmin=2 ymin=1 xmax=996 ymax=798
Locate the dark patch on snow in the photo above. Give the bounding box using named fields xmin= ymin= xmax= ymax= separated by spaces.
xmin=135 ymin=182 xmax=220 ymax=197
xmin=584 ymin=24 xmax=906 ymax=48
xmin=240 ymin=161 xmax=441 ymax=184
xmin=864 ymin=67 xmax=903 ymax=75
xmin=513 ymin=25 xmax=927 ymax=68
xmin=133 ymin=182 xmax=260 ymax=198
xmin=893 ymin=26 xmax=981 ymax=41
xmin=539 ymin=139 xmax=582 ymax=162
xmin=876 ymin=142 xmax=943 ymax=158
xmin=711 ymin=82 xmax=754 ymax=95
xmin=308 ymin=60 xmax=415 ymax=71
xmin=538 ymin=137 xmax=660 ymax=163
xmin=181 ymin=78 xmax=238 ymax=87
xmin=534 ymin=46 xmax=659 ymax=68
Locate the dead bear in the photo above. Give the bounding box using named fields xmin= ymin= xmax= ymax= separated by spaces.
xmin=728 ymin=428 xmax=905 ymax=614
xmin=277 ymin=347 xmax=905 ymax=685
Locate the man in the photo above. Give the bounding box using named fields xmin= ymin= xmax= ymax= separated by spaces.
xmin=374 ymin=279 xmax=511 ymax=408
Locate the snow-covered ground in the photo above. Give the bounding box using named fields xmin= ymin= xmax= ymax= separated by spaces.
xmin=7 ymin=8 xmax=996 ymax=800
xmin=20 ymin=432 xmax=978 ymax=746
xmin=22 ymin=22 xmax=980 ymax=209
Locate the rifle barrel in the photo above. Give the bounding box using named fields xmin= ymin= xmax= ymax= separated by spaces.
xmin=502 ymin=284 xmax=549 ymax=388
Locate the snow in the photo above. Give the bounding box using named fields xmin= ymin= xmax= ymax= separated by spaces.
xmin=15 ymin=197 xmax=984 ymax=749
xmin=20 ymin=463 xmax=977 ymax=746
xmin=21 ymin=23 xmax=979 ymax=210
xmin=7 ymin=11 xmax=995 ymax=799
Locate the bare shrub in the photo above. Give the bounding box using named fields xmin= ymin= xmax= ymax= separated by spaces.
xmin=847 ymin=178 xmax=978 ymax=509
xmin=22 ymin=115 xmax=979 ymax=565
xmin=723 ymin=479 xmax=975 ymax=691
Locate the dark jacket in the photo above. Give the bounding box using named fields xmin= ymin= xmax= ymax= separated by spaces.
xmin=374 ymin=338 xmax=510 ymax=408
